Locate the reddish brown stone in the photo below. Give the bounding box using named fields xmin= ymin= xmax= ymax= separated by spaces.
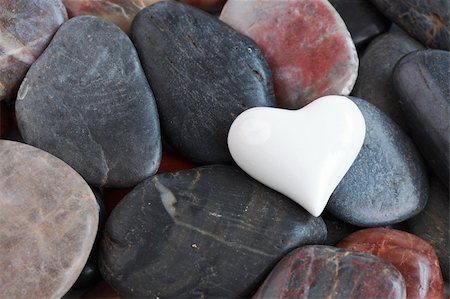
xmin=220 ymin=0 xmax=358 ymax=109
xmin=157 ymin=151 xmax=196 ymax=174
xmin=338 ymin=228 xmax=444 ymax=299
xmin=179 ymin=0 xmax=226 ymax=11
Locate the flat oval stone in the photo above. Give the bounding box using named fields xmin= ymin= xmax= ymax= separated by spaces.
xmin=99 ymin=165 xmax=327 ymax=298
xmin=352 ymin=31 xmax=425 ymax=130
xmin=0 ymin=140 xmax=98 ymax=298
xmin=62 ymin=0 xmax=161 ymax=33
xmin=327 ymin=97 xmax=429 ymax=226
xmin=253 ymin=245 xmax=406 ymax=299
xmin=338 ymin=228 xmax=444 ymax=299
xmin=131 ymin=2 xmax=274 ymax=164
xmin=220 ymin=0 xmax=358 ymax=109
xmin=0 ymin=0 xmax=67 ymax=101
xmin=369 ymin=0 xmax=449 ymax=50
xmin=16 ymin=16 xmax=161 ymax=188
xmin=393 ymin=50 xmax=450 ymax=187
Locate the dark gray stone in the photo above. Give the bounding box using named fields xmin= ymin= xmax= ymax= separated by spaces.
xmin=352 ymin=31 xmax=425 ymax=130
xmin=369 ymin=0 xmax=449 ymax=50
xmin=322 ymin=212 xmax=360 ymax=245
xmin=99 ymin=165 xmax=326 ymax=298
xmin=327 ymin=97 xmax=429 ymax=227
xmin=131 ymin=2 xmax=275 ymax=164
xmin=329 ymin=0 xmax=390 ymax=49
xmin=393 ymin=50 xmax=450 ymax=187
xmin=15 ymin=16 xmax=161 ymax=188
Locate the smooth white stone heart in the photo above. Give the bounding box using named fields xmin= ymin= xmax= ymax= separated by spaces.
xmin=227 ymin=95 xmax=366 ymax=217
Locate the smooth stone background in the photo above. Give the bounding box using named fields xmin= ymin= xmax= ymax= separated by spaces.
xmin=393 ymin=50 xmax=450 ymax=187
xmin=0 ymin=140 xmax=98 ymax=299
xmin=16 ymin=16 xmax=161 ymax=188
xmin=352 ymin=31 xmax=425 ymax=130
xmin=338 ymin=228 xmax=444 ymax=299
xmin=254 ymin=245 xmax=406 ymax=299
xmin=0 ymin=0 xmax=67 ymax=101
xmin=131 ymin=2 xmax=274 ymax=164
xmin=100 ymin=165 xmax=327 ymax=298
xmin=369 ymin=0 xmax=449 ymax=50
xmin=327 ymin=97 xmax=429 ymax=227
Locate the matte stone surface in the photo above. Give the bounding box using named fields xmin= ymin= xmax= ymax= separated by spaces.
xmin=0 ymin=140 xmax=99 ymax=299
xmin=131 ymin=2 xmax=274 ymax=164
xmin=338 ymin=228 xmax=444 ymax=299
xmin=253 ymin=245 xmax=406 ymax=299
xmin=393 ymin=50 xmax=450 ymax=187
xmin=100 ymin=165 xmax=327 ymax=298
xmin=0 ymin=0 xmax=67 ymax=101
xmin=327 ymin=97 xmax=429 ymax=226
xmin=16 ymin=16 xmax=161 ymax=188
xmin=352 ymin=31 xmax=425 ymax=130
xmin=220 ymin=0 xmax=358 ymax=109
xmin=369 ymin=0 xmax=449 ymax=50
xmin=329 ymin=0 xmax=390 ymax=49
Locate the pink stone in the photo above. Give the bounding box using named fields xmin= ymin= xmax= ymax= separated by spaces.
xmin=0 ymin=0 xmax=67 ymax=101
xmin=220 ymin=0 xmax=358 ymax=109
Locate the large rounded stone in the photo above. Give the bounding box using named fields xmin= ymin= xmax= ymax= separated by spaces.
xmin=131 ymin=2 xmax=274 ymax=164
xmin=99 ymin=165 xmax=326 ymax=298
xmin=15 ymin=16 xmax=161 ymax=188
xmin=0 ymin=140 xmax=98 ymax=299
xmin=327 ymin=97 xmax=429 ymax=227
xmin=0 ymin=0 xmax=67 ymax=102
xmin=220 ymin=0 xmax=358 ymax=109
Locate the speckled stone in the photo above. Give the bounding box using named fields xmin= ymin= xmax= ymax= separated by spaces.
xmin=369 ymin=0 xmax=449 ymax=50
xmin=15 ymin=16 xmax=161 ymax=188
xmin=327 ymin=97 xmax=429 ymax=227
xmin=0 ymin=0 xmax=67 ymax=102
xmin=253 ymin=245 xmax=406 ymax=299
xmin=131 ymin=2 xmax=274 ymax=164
xmin=62 ymin=0 xmax=161 ymax=33
xmin=352 ymin=31 xmax=425 ymax=130
xmin=99 ymin=165 xmax=327 ymax=298
xmin=338 ymin=228 xmax=444 ymax=299
xmin=220 ymin=0 xmax=358 ymax=109
xmin=0 ymin=140 xmax=98 ymax=299
xmin=393 ymin=50 xmax=450 ymax=187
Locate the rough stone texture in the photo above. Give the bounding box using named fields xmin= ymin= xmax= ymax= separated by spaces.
xmin=338 ymin=228 xmax=444 ymax=299
xmin=16 ymin=16 xmax=161 ymax=188
xmin=253 ymin=245 xmax=407 ymax=299
xmin=327 ymin=97 xmax=429 ymax=227
xmin=329 ymin=0 xmax=390 ymax=49
xmin=131 ymin=2 xmax=274 ymax=164
xmin=352 ymin=31 xmax=425 ymax=130
xmin=99 ymin=165 xmax=327 ymax=298
xmin=369 ymin=0 xmax=449 ymax=50
xmin=220 ymin=0 xmax=358 ymax=109
xmin=62 ymin=0 xmax=161 ymax=34
xmin=400 ymin=178 xmax=449 ymax=281
xmin=0 ymin=140 xmax=99 ymax=299
xmin=393 ymin=50 xmax=450 ymax=187
xmin=0 ymin=0 xmax=67 ymax=102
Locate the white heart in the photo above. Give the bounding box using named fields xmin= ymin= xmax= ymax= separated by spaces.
xmin=227 ymin=95 xmax=366 ymax=217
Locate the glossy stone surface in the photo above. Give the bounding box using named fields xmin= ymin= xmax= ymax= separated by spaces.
xmin=100 ymin=165 xmax=327 ymax=298
xmin=352 ymin=31 xmax=425 ymax=130
xmin=0 ymin=0 xmax=67 ymax=102
xmin=131 ymin=2 xmax=274 ymax=164
xmin=16 ymin=16 xmax=161 ymax=188
xmin=220 ymin=0 xmax=358 ymax=109
xmin=254 ymin=245 xmax=406 ymax=299
xmin=369 ymin=0 xmax=449 ymax=50
xmin=329 ymin=0 xmax=390 ymax=49
xmin=0 ymin=140 xmax=98 ymax=299
xmin=338 ymin=228 xmax=444 ymax=299
xmin=327 ymin=97 xmax=428 ymax=227
xmin=393 ymin=50 xmax=450 ymax=187
xmin=62 ymin=0 xmax=161 ymax=33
